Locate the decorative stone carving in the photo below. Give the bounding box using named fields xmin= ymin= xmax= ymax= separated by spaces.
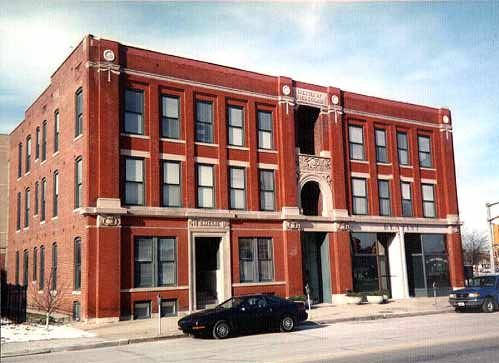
xmin=189 ymin=219 xmax=229 ymax=229
xmin=97 ymin=214 xmax=121 ymax=227
xmin=296 ymin=154 xmax=332 ymax=186
xmin=283 ymin=221 xmax=301 ymax=231
xmin=337 ymin=222 xmax=350 ymax=231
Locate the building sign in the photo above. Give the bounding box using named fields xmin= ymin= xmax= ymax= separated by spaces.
xmin=295 ymin=88 xmax=327 ymax=107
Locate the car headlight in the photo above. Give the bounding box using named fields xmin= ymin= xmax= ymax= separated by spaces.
xmin=468 ymin=292 xmax=480 ymax=298
xmin=449 ymin=293 xmax=456 ymax=299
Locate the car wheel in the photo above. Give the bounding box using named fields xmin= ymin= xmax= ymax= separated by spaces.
xmin=482 ymin=298 xmax=496 ymax=313
xmin=280 ymin=315 xmax=295 ymax=332
xmin=212 ymin=321 xmax=231 ymax=339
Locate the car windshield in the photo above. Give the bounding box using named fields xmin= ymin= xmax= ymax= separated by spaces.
xmin=216 ymin=297 xmax=245 ymax=309
xmin=468 ymin=276 xmax=496 ymax=288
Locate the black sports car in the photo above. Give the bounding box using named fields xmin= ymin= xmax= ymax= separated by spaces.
xmin=178 ymin=294 xmax=308 ymax=339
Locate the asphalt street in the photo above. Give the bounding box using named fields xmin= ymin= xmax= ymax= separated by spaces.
xmin=4 ymin=312 xmax=499 ymax=362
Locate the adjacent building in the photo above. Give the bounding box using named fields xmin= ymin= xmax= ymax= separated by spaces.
xmin=0 ymin=134 xmax=8 ymax=272
xmin=7 ymin=35 xmax=464 ymax=322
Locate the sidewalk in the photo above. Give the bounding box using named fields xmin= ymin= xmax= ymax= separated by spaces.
xmin=1 ymin=297 xmax=452 ymax=358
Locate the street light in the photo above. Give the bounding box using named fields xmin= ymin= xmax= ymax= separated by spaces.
xmin=486 ymin=201 xmax=499 ymax=274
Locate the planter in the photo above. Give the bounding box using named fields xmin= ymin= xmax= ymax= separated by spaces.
xmin=366 ymin=295 xmax=384 ymax=304
xmin=345 ymin=296 xmax=363 ymax=305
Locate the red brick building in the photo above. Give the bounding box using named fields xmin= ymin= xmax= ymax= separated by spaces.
xmin=7 ymin=35 xmax=464 ymax=322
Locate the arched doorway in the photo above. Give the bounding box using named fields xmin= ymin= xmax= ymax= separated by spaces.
xmin=301 ymin=181 xmax=322 ymax=216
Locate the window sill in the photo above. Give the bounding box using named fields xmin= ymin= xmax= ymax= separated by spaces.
xmin=400 ymin=164 xmax=413 ymax=169
xmin=25 ymin=171 xmax=31 ymax=176
xmin=227 ymin=145 xmax=249 ymax=151
xmin=420 ymin=167 xmax=436 ymax=171
xmin=40 ymin=220 xmax=46 ymax=225
xmin=350 ymin=159 xmax=369 ymax=164
xmin=74 ymin=134 xmax=84 ymax=142
xmin=51 ymin=216 xmax=58 ymax=220
xmin=232 ymin=281 xmax=285 ymax=287
xmin=121 ymin=285 xmax=188 ymax=293
xmin=23 ymin=227 xmax=29 ymax=231
xmin=194 ymin=142 xmax=218 ymax=147
xmin=257 ymin=149 xmax=277 ymax=154
xmin=52 ymin=151 xmax=60 ymax=157
xmin=160 ymin=138 xmax=186 ymax=144
xmin=73 ymin=208 xmax=83 ymax=213
xmin=376 ymin=162 xmax=392 ymax=166
xmin=40 ymin=160 xmax=47 ymax=166
xmin=72 ymin=291 xmax=81 ymax=295
xmin=120 ymin=133 xmax=150 ymax=139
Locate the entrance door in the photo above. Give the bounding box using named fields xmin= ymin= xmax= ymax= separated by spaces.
xmin=302 ymin=232 xmax=332 ymax=304
xmin=195 ymin=237 xmax=222 ymax=310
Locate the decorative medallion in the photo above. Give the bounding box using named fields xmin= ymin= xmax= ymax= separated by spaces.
xmin=442 ymin=115 xmax=449 ymax=124
xmin=331 ymin=95 xmax=339 ymax=105
xmin=103 ymin=49 xmax=115 ymax=62
xmin=282 ymin=85 xmax=291 ymax=96
xmin=283 ymin=221 xmax=301 ymax=231
xmin=97 ymin=214 xmax=121 ymax=227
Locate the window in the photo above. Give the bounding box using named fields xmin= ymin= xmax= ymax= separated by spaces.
xmin=125 ymin=158 xmax=144 ymax=206
xmin=197 ymin=164 xmax=214 ymax=208
xmin=378 ymin=180 xmax=391 ymax=216
xmin=39 ymin=246 xmax=45 ymax=289
xmin=15 ymin=251 xmax=19 ymax=285
xmin=34 ymin=182 xmax=39 ymax=215
xmin=228 ymin=106 xmax=244 ymax=146
xmin=42 ymin=121 xmax=47 ymax=161
xmin=162 ymin=161 xmax=181 ymax=207
xmin=74 ymin=238 xmax=81 ymax=290
xmin=257 ymin=111 xmax=273 ymax=149
xmin=33 ymin=247 xmax=37 ymax=281
xmin=195 ymin=100 xmax=213 ymax=143
xmin=352 ymin=178 xmax=368 ymax=215
xmin=259 ymin=170 xmax=275 ymax=211
xmin=23 ymin=250 xmax=28 ymax=287
xmin=397 ymin=132 xmax=409 ymax=165
xmin=53 ymin=171 xmax=59 ymax=217
xmin=36 ymin=127 xmax=40 ymax=159
xmin=41 ymin=178 xmax=46 ymax=221
xmin=75 ymin=157 xmax=83 ymax=208
xmin=134 ymin=237 xmax=176 ymax=288
xmin=124 ymin=89 xmax=144 ymax=135
xmin=51 ymin=243 xmax=57 ymax=290
xmin=422 ymin=184 xmax=436 ymax=218
xmin=239 ymin=238 xmax=274 ymax=282
xmin=134 ymin=301 xmax=151 ymax=319
xmin=24 ymin=188 xmax=30 ymax=228
xmin=54 ymin=110 xmax=60 ymax=152
xmin=16 ymin=192 xmax=21 ymax=230
xmin=229 ymin=167 xmax=246 ymax=210
xmin=75 ymin=88 xmax=83 ymax=137
xmin=401 ymin=182 xmax=413 ymax=217
xmin=375 ymin=129 xmax=388 ymax=163
xmin=349 ymin=125 xmax=365 ymax=160
xmin=73 ymin=301 xmax=81 ymax=321
xmin=160 ymin=299 xmax=177 ymax=317
xmin=26 ymin=136 xmax=31 ymax=173
xmin=418 ymin=135 xmax=432 ymax=168
xmin=161 ymin=95 xmax=180 ymax=139
xmin=17 ymin=143 xmax=22 ymax=177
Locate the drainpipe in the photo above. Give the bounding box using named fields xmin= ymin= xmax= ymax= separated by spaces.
xmin=486 ymin=201 xmax=498 ymax=274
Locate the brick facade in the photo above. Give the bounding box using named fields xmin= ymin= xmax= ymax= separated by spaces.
xmin=7 ymin=35 xmax=464 ymax=321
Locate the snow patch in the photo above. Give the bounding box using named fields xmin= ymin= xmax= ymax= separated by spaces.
xmin=0 ymin=323 xmax=95 ymax=343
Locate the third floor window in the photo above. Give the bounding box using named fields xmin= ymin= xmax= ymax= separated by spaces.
xmin=162 ymin=161 xmax=181 ymax=207
xmin=161 ymin=95 xmax=180 ymax=139
xmin=124 ymin=89 xmax=144 ymax=135
xmin=397 ymin=132 xmax=409 ymax=165
xmin=375 ymin=129 xmax=388 ymax=163
xmin=418 ymin=135 xmax=433 ymax=168
xmin=401 ymin=182 xmax=413 ymax=217
xmin=41 ymin=121 xmax=47 ymax=161
xmin=257 ymin=111 xmax=273 ymax=150
xmin=195 ymin=100 xmax=213 ymax=143
xmin=228 ymin=106 xmax=244 ymax=147
xmin=25 ymin=136 xmax=31 ymax=173
xmin=349 ymin=125 xmax=365 ymax=161
xmin=75 ymin=88 xmax=83 ymax=137
xmin=54 ymin=110 xmax=60 ymax=152
xmin=125 ymin=158 xmax=145 ymax=206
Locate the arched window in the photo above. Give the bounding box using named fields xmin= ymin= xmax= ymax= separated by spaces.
xmin=51 ymin=243 xmax=57 ymax=290
xmin=75 ymin=88 xmax=83 ymax=136
xmin=39 ymin=246 xmax=45 ymax=289
xmin=74 ymin=238 xmax=81 ymax=290
xmin=25 ymin=135 xmax=31 ymax=173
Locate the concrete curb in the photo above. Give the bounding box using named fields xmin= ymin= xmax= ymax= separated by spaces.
xmin=1 ymin=310 xmax=452 ymax=359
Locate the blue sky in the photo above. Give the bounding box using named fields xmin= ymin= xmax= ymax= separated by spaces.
xmin=1 ymin=1 xmax=498 ymax=232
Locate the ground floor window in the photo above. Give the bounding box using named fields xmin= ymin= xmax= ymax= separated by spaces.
xmin=72 ymin=301 xmax=81 ymax=321
xmin=134 ymin=237 xmax=176 ymax=288
xmin=160 ymin=299 xmax=177 ymax=317
xmin=239 ymin=238 xmax=274 ymax=283
xmin=134 ymin=301 xmax=151 ymax=320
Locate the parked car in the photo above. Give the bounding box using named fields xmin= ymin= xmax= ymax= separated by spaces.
xmin=449 ymin=275 xmax=499 ymax=313
xmin=178 ymin=294 xmax=308 ymax=339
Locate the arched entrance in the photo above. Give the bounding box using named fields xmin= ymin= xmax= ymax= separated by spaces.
xmin=301 ymin=181 xmax=322 ymax=216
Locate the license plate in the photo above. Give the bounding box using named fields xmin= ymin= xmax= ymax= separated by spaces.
xmin=458 ymin=302 xmax=465 ymax=307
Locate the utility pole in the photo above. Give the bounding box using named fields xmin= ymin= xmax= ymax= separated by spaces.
xmin=486 ymin=201 xmax=499 ymax=274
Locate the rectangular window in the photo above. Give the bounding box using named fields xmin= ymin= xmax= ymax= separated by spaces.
xmin=16 ymin=192 xmax=21 ymax=230
xmin=239 ymin=238 xmax=274 ymax=283
xmin=349 ymin=125 xmax=365 ymax=160
xmin=23 ymin=250 xmax=28 ymax=287
xmin=422 ymin=184 xmax=436 ymax=218
xmin=39 ymin=246 xmax=45 ymax=289
xmin=33 ymin=247 xmax=37 ymax=281
xmin=15 ymin=251 xmax=19 ymax=285
xmin=134 ymin=301 xmax=151 ymax=320
xmin=134 ymin=237 xmax=177 ymax=288
xmin=74 ymin=238 xmax=81 ymax=290
xmin=18 ymin=143 xmax=22 ymax=177
xmin=162 ymin=161 xmax=181 ymax=207
xmin=197 ymin=164 xmax=214 ymax=208
xmin=259 ymin=170 xmax=275 ymax=211
xmin=161 ymin=95 xmax=180 ymax=139
xmin=73 ymin=301 xmax=81 ymax=321
xmin=160 ymin=299 xmax=177 ymax=317
xmin=229 ymin=167 xmax=246 ymax=210
xmin=352 ymin=178 xmax=368 ymax=215
xmin=124 ymin=89 xmax=144 ymax=135
xmin=75 ymin=157 xmax=83 ymax=208
xmin=257 ymin=111 xmax=273 ymax=149
xmin=24 ymin=188 xmax=30 ymax=227
xmin=125 ymin=158 xmax=144 ymax=206
xmin=375 ymin=129 xmax=388 ymax=163
xmin=418 ymin=135 xmax=432 ymax=168
xmin=26 ymin=137 xmax=31 ymax=173
xmin=228 ymin=106 xmax=244 ymax=146
xmin=397 ymin=132 xmax=409 ymax=165
xmin=41 ymin=178 xmax=46 ymax=221
xmin=34 ymin=182 xmax=39 ymax=215
xmin=195 ymin=100 xmax=213 ymax=143
xmin=54 ymin=110 xmax=60 ymax=152
xmin=75 ymin=88 xmax=83 ymax=137
xmin=51 ymin=243 xmax=57 ymax=290
xmin=378 ymin=180 xmax=391 ymax=216
xmin=401 ymin=182 xmax=413 ymax=217
xmin=53 ymin=171 xmax=59 ymax=217
xmin=36 ymin=127 xmax=40 ymax=159
xmin=42 ymin=121 xmax=47 ymax=161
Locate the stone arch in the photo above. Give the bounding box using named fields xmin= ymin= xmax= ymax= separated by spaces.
xmin=298 ymin=175 xmax=333 ymax=217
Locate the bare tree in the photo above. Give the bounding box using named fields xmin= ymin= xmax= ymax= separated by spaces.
xmin=30 ymin=270 xmax=66 ymax=329
xmin=461 ymin=229 xmax=490 ymax=266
